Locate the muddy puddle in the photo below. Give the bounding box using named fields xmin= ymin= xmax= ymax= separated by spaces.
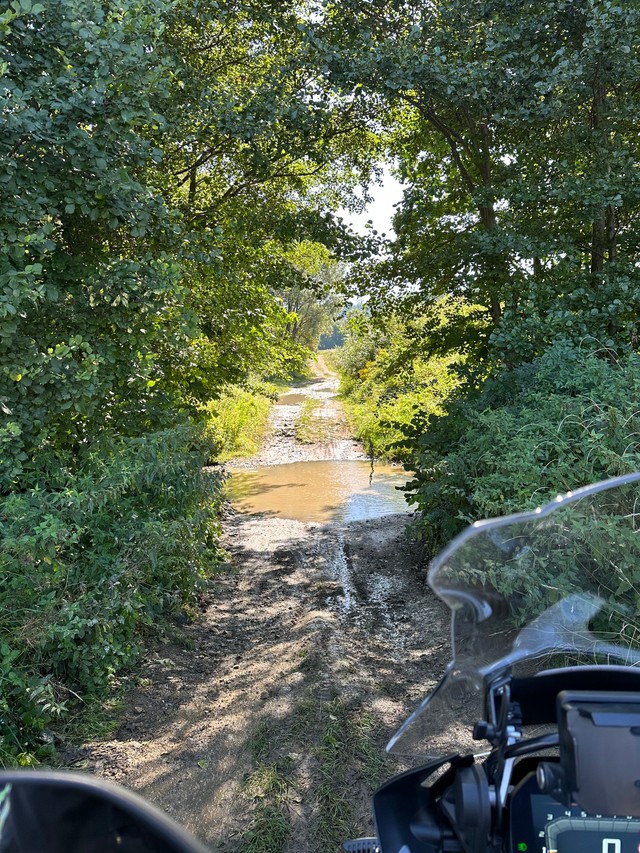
xmin=226 ymin=460 xmax=411 ymax=523
xmin=276 ymin=392 xmax=308 ymax=405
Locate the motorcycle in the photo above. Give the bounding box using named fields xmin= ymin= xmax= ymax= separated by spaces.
xmin=2 ymin=472 xmax=640 ymax=852
xmin=345 ymin=470 xmax=640 ymax=853
xmin=0 ymin=770 xmax=208 ymax=852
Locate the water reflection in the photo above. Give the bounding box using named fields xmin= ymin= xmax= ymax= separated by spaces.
xmin=227 ymin=460 xmax=411 ymax=523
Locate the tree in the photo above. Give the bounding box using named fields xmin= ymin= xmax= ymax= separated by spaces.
xmin=0 ymin=0 xmax=187 ymax=487
xmin=0 ymin=0 xmax=222 ymax=761
xmin=313 ymin=0 xmax=640 ymax=363
xmin=277 ymin=242 xmax=343 ymax=351
xmin=0 ymin=0 xmax=379 ymax=486
xmin=140 ymin=0 xmax=381 ymax=397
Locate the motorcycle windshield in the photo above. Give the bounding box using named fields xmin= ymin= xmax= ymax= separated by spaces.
xmin=387 ymin=472 xmax=640 ymax=757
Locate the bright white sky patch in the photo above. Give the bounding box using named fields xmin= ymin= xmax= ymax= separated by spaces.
xmin=339 ymin=167 xmax=404 ymax=238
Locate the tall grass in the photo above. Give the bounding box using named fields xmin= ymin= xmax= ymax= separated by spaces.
xmin=202 ymin=385 xmax=275 ymax=461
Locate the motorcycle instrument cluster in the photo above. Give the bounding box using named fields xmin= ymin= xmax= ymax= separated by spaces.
xmin=510 ymin=772 xmax=640 ymax=853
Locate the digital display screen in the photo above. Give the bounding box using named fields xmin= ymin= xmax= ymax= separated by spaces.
xmin=510 ymin=773 xmax=640 ymax=853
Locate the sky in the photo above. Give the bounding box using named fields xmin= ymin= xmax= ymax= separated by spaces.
xmin=338 ymin=167 xmax=405 ymax=238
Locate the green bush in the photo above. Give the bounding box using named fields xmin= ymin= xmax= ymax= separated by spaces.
xmin=343 ymin=353 xmax=463 ymax=461
xmin=201 ymin=384 xmax=275 ymax=461
xmin=336 ymin=311 xmax=462 ymax=460
xmin=0 ymin=425 xmax=224 ymax=764
xmin=408 ymin=341 xmax=640 ymax=552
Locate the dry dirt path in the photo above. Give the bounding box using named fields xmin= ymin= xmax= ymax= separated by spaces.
xmin=84 ymin=360 xmax=451 ymax=852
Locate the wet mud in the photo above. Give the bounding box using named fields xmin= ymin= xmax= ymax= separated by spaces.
xmin=84 ymin=355 xmax=452 ymax=851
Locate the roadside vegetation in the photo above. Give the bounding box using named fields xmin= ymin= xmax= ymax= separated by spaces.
xmin=4 ymin=0 xmax=640 ymax=766
xmin=202 ymin=381 xmax=277 ymax=462
xmin=335 ymin=303 xmax=475 ymax=461
xmin=321 ymin=1 xmax=640 ymax=623
xmin=1 ymin=431 xmax=225 ymax=765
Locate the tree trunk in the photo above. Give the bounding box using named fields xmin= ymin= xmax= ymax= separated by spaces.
xmin=590 ymin=207 xmax=606 ymax=275
xmin=533 ymin=257 xmax=543 ymax=279
xmin=479 ymin=203 xmax=504 ymax=325
xmin=606 ymin=203 xmax=618 ymax=263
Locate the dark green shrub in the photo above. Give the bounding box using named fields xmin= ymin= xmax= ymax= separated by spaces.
xmin=0 ymin=425 xmax=224 ymax=764
xmin=408 ymin=341 xmax=640 ymax=552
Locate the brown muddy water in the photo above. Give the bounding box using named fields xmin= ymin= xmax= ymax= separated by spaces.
xmin=226 ymin=460 xmax=411 ymax=523
xmin=275 ymin=392 xmax=309 ymax=405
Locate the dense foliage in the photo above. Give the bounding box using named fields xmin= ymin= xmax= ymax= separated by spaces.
xmin=336 ymin=306 xmax=468 ymax=460
xmin=0 ymin=0 xmax=201 ymax=761
xmin=322 ymin=0 xmax=640 ymax=595
xmin=1 ymin=431 xmax=224 ymax=764
xmin=0 ymin=0 xmax=361 ymax=761
xmin=407 ymin=342 xmax=640 ymax=550
xmin=315 ymin=0 xmax=640 ymax=363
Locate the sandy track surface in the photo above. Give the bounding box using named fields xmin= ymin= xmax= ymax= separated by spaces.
xmin=231 ymin=358 xmax=365 ymax=467
xmin=83 ymin=360 xmax=452 ymax=851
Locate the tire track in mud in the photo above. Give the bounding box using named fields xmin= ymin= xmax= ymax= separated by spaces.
xmin=83 ymin=363 xmax=452 ymax=851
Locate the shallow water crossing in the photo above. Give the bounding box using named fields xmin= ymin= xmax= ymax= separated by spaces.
xmin=226 ymin=460 xmax=411 ymax=523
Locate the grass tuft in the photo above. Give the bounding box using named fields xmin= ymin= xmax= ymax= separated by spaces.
xmin=247 ymin=719 xmax=280 ymax=762
xmin=294 ymin=399 xmax=325 ymax=443
xmin=238 ymin=723 xmax=294 ymax=853
xmin=238 ymin=803 xmax=291 ymax=853
xmin=315 ymin=701 xmax=356 ymax=849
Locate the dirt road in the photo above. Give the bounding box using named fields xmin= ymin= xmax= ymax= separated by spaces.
xmin=85 ymin=360 xmax=451 ymax=851
xmin=232 ymin=354 xmax=365 ymax=467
